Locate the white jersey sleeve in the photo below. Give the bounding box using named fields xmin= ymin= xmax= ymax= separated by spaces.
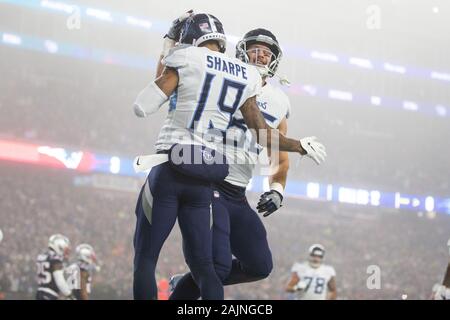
xmin=291 ymin=262 xmax=304 ymax=275
xmin=163 ymin=45 xmax=190 ymax=69
xmin=327 ymin=265 xmax=336 ymax=278
xmin=65 ymin=263 xmax=81 ymax=290
xmin=243 ymin=65 xmax=262 ymax=102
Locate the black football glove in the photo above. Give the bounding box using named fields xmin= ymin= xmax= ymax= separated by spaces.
xmin=257 ymin=190 xmax=283 ymax=217
xmin=164 ymin=10 xmax=194 ymax=41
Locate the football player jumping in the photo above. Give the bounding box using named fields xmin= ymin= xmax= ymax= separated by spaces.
xmin=132 ymin=12 xmax=313 ymax=300
xmin=167 ymin=23 xmax=327 ymax=299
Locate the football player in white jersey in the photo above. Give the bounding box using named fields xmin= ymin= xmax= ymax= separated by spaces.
xmin=169 ymin=28 xmax=327 ymax=299
xmin=132 ymin=13 xmax=320 ymax=300
xmin=65 ymin=244 xmax=98 ymax=300
xmin=285 ymin=244 xmax=337 ymax=300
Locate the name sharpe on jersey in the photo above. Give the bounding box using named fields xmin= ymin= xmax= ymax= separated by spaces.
xmin=206 ymin=55 xmax=248 ymax=79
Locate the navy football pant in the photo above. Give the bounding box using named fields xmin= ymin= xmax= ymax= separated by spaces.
xmin=35 ymin=290 xmax=58 ymax=300
xmin=133 ymin=162 xmax=225 ymax=300
xmin=170 ymin=182 xmax=273 ymax=300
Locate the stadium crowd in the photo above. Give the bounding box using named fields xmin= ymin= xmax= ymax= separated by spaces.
xmin=0 ymin=164 xmax=448 ymax=300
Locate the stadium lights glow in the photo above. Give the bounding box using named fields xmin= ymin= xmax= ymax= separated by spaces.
xmin=430 ymin=71 xmax=450 ymax=82
xmin=425 ymin=197 xmax=435 ymax=212
xmin=356 ymin=189 xmax=370 ymax=205
xmin=310 ymin=51 xmax=339 ymax=62
xmin=435 ymin=105 xmax=447 ymax=117
xmin=349 ymin=57 xmax=373 ymax=69
xmin=5 ymin=0 xmax=450 ymax=84
xmin=306 ymin=182 xmax=321 ymax=199
xmin=338 ymin=187 xmax=377 ymax=206
xmin=109 ymin=156 xmax=121 ymax=174
xmin=370 ymin=96 xmax=382 ymax=106
xmin=395 ymin=193 xmax=411 ymax=209
xmin=402 ymin=101 xmax=419 ymax=111
xmin=1 ymin=31 xmax=448 ymax=120
xmin=40 ymin=0 xmax=74 ymax=13
xmin=86 ymin=8 xmax=113 ymax=22
xmin=370 ymin=191 xmax=381 ymax=206
xmin=328 ymin=90 xmax=353 ymax=101
xmin=383 ymin=63 xmax=406 ymax=74
xmin=125 ymin=16 xmax=152 ymax=29
xmin=326 ymin=185 xmax=333 ymax=201
xmin=2 ymin=33 xmax=22 ymax=45
xmin=44 ymin=40 xmax=58 ymax=53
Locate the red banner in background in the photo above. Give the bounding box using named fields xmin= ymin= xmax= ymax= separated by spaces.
xmin=0 ymin=139 xmax=95 ymax=172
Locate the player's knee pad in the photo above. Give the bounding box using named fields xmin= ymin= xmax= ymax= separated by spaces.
xmin=168 ymin=144 xmax=229 ymax=183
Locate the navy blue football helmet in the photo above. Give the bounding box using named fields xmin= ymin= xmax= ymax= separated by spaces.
xmin=179 ymin=13 xmax=227 ymax=53
xmin=236 ymin=28 xmax=282 ymax=77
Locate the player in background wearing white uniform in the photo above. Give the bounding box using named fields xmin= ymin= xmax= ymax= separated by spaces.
xmin=286 ymin=244 xmax=337 ymax=300
xmin=35 ymin=234 xmax=74 ymax=300
xmin=430 ymin=239 xmax=450 ymax=300
xmin=169 ymin=27 xmax=327 ymax=299
xmin=132 ymin=12 xmax=314 ymax=300
xmin=66 ymin=244 xmax=99 ymax=300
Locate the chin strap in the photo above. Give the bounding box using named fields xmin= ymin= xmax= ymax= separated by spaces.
xmin=259 ymin=65 xmax=291 ymax=87
xmin=273 ymin=70 xmax=291 ymax=87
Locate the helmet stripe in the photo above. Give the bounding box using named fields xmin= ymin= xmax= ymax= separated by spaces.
xmin=207 ymin=14 xmax=217 ymax=33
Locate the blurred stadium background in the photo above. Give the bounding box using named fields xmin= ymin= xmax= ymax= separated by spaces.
xmin=0 ymin=0 xmax=449 ymax=299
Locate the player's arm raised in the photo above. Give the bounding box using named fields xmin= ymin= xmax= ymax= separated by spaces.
xmin=156 ymin=10 xmax=194 ymax=78
xmin=133 ymin=66 xmax=179 ymax=118
xmin=327 ymin=276 xmax=337 ymax=300
xmin=135 ymin=10 xmax=195 ymax=118
xmin=285 ymin=272 xmax=300 ymax=293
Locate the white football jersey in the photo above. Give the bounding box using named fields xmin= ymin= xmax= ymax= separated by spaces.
xmin=65 ymin=262 xmax=92 ymax=294
xmin=155 ymin=45 xmax=262 ymax=158
xmin=224 ymin=81 xmax=291 ymax=187
xmin=291 ymin=262 xmax=336 ymax=300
